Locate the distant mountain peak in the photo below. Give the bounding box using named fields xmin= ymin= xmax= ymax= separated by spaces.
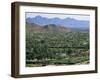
xmin=35 ymin=15 xmax=43 ymax=19
xmin=26 ymin=15 xmax=89 ymax=31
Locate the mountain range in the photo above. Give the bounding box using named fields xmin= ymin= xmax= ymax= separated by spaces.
xmin=26 ymin=22 xmax=72 ymax=32
xmin=26 ymin=15 xmax=89 ymax=30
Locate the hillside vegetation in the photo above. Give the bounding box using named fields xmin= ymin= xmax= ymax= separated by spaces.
xmin=26 ymin=23 xmax=89 ymax=67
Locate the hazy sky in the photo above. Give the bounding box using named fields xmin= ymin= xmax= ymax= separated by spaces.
xmin=26 ymin=12 xmax=90 ymax=21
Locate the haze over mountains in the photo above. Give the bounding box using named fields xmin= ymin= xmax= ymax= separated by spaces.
xmin=26 ymin=15 xmax=89 ymax=31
